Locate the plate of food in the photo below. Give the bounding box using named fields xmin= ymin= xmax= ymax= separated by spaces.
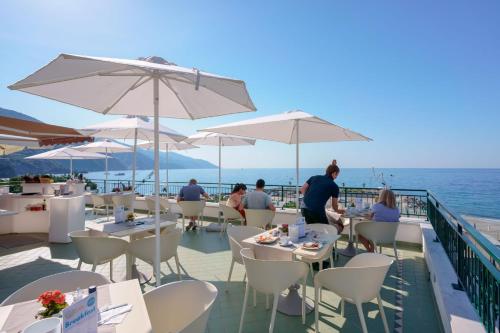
xmin=301 ymin=241 xmax=323 ymax=250
xmin=255 ymin=235 xmax=278 ymax=244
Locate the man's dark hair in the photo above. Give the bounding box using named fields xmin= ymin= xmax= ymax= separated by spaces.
xmin=256 ymin=179 xmax=265 ymax=189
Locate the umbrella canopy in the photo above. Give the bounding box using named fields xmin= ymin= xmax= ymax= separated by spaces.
xmin=26 ymin=147 xmax=106 ymax=175
xmin=138 ymin=141 xmax=198 ymax=196
xmin=0 ymin=115 xmax=92 ymax=146
xmin=0 ymin=134 xmax=45 ymax=155
xmin=9 ymin=53 xmax=256 ymax=286
xmin=81 ymin=116 xmax=187 ymax=189
xmin=200 ymin=110 xmax=371 ymax=211
xmin=74 ymin=140 xmax=132 ymax=192
xmin=185 ymin=132 xmax=256 ymax=202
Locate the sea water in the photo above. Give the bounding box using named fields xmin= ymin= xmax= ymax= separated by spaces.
xmin=84 ymin=168 xmax=500 ymax=219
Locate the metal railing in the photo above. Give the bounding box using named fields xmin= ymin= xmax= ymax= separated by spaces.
xmin=427 ymin=191 xmax=499 ymax=332
xmin=88 ymin=179 xmax=428 ymax=215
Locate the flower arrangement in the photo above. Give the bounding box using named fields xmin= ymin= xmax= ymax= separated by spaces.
xmin=37 ymin=290 xmax=68 ymax=318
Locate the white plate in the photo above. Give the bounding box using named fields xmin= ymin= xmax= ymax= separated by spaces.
xmin=301 ymin=242 xmax=323 ymax=250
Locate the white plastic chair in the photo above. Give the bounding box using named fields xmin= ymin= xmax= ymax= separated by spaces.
xmin=244 ymin=209 xmax=275 ymax=229
xmin=143 ymin=280 xmax=218 ymax=333
xmin=1 ymin=271 xmax=109 ymax=306
xmin=111 ymin=193 xmax=135 ymax=211
xmin=296 ymin=223 xmax=338 ymax=279
xmin=220 ymin=203 xmax=245 ymax=235
xmin=177 ymin=200 xmax=205 ymax=230
xmin=239 ymin=248 xmax=309 ymax=333
xmin=226 ymin=225 xmax=264 ymax=291
xmin=145 ymin=196 xmax=169 ymax=217
xmin=355 ymin=221 xmax=399 ymax=261
xmin=314 ymin=253 xmax=393 ymax=333
xmin=69 ymin=230 xmax=129 ymax=281
xmin=128 ymin=228 xmax=183 ymax=281
xmin=91 ymin=194 xmax=108 ymax=216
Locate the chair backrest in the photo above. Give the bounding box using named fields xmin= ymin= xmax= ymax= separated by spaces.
xmin=240 ymin=248 xmax=308 ymax=295
xmin=244 ymin=209 xmax=275 ymax=228
xmin=1 ymin=271 xmax=110 ymax=306
xmin=178 ymin=200 xmax=205 ymax=216
xmin=69 ymin=230 xmax=129 ymax=265
xmin=355 ymin=221 xmax=399 ymax=244
xmin=145 ymin=196 xmax=169 ymax=212
xmin=91 ymin=194 xmax=106 ymax=206
xmin=128 ymin=228 xmax=182 ymax=263
xmin=227 ymin=226 xmax=264 ymax=263
xmin=314 ymin=253 xmax=393 ymax=303
xmin=220 ymin=203 xmax=243 ymax=220
xmin=111 ymin=193 xmax=135 ymax=209
xmin=143 ymin=280 xmax=218 ymax=333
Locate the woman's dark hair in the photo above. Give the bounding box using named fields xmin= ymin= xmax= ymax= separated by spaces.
xmin=325 ymin=163 xmax=340 ymax=178
xmin=231 ymin=183 xmax=247 ymax=194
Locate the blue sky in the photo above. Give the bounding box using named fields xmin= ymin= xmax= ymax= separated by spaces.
xmin=1 ymin=0 xmax=499 ymax=168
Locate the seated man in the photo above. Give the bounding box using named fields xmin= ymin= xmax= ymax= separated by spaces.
xmin=177 ymin=178 xmax=210 ymax=231
xmin=243 ymin=179 xmax=276 ymax=211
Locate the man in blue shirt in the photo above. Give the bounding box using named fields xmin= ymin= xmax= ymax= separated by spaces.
xmin=177 ymin=179 xmax=210 ymax=231
xmin=300 ymin=163 xmax=344 ymax=228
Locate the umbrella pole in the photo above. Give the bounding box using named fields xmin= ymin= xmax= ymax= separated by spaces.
xmin=218 ymin=136 xmax=222 ymax=224
xmin=105 ymin=148 xmax=108 ymax=193
xmin=132 ymin=128 xmax=137 ymax=191
xmin=153 ymin=76 xmax=161 ymax=287
xmin=295 ymin=120 xmax=300 ymax=215
xmin=165 ymin=143 xmax=169 ymax=197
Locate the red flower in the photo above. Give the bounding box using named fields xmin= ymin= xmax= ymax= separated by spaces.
xmin=38 ymin=290 xmax=66 ymax=307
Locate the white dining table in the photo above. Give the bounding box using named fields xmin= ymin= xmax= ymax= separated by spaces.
xmin=338 ymin=208 xmax=370 ymax=257
xmin=86 ymin=217 xmax=177 ymax=281
xmin=0 ymin=209 xmax=17 ymax=217
xmin=0 ymin=280 xmax=152 ymax=333
xmin=242 ymin=227 xmax=340 ymax=316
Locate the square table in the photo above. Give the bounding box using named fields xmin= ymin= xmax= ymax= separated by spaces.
xmin=242 ymin=227 xmax=340 ymax=316
xmin=0 ymin=280 xmax=152 ymax=333
xmin=86 ymin=217 xmax=177 ymax=280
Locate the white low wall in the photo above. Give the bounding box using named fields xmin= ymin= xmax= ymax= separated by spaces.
xmin=421 ymin=223 xmax=485 ymax=333
xmin=85 ymin=195 xmax=424 ymax=244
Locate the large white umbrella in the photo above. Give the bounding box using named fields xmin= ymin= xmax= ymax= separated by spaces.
xmin=25 ymin=146 xmax=106 ymax=175
xmin=74 ymin=140 xmax=132 ymax=192
xmin=185 ymin=132 xmax=255 ymax=202
xmin=81 ymin=116 xmax=186 ymax=190
xmin=200 ymin=110 xmax=372 ymax=212
xmin=9 ymin=54 xmax=256 ymax=286
xmin=137 ymin=141 xmax=198 ymax=197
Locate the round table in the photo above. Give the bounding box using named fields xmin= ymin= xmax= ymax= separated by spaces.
xmin=338 ymin=210 xmax=369 ymax=257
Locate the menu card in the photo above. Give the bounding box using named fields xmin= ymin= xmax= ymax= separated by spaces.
xmin=62 ymin=293 xmax=98 ymax=333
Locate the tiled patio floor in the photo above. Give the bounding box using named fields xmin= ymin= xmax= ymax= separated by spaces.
xmin=0 ymin=213 xmax=442 ymax=333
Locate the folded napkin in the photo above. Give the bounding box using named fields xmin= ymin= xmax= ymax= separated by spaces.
xmin=98 ymin=304 xmax=133 ymax=326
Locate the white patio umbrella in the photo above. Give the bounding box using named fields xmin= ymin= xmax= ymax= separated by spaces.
xmin=74 ymin=140 xmax=132 ymax=192
xmin=185 ymin=132 xmax=255 ymax=202
xmin=9 ymin=53 xmax=256 ymax=286
xmin=200 ymin=110 xmax=372 ymax=212
xmin=80 ymin=116 xmax=186 ymax=190
xmin=25 ymin=146 xmax=106 ymax=175
xmin=137 ymin=141 xmax=198 ymax=197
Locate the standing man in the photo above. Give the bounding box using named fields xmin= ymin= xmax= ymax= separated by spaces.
xmin=177 ymin=178 xmax=210 ymax=231
xmin=300 ymin=163 xmax=345 ymax=231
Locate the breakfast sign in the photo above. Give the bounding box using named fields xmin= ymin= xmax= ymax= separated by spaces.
xmin=62 ymin=293 xmax=98 ymax=333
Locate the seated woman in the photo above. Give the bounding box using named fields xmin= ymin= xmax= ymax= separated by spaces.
xmin=359 ymin=189 xmax=400 ymax=252
xmin=226 ymin=183 xmax=247 ymax=219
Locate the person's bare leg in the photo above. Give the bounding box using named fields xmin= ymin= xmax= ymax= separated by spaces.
xmin=359 ymin=235 xmax=374 ymax=252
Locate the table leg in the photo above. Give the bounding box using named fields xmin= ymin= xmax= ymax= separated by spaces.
xmin=339 ymin=217 xmax=357 ymax=257
xmin=277 ymin=284 xmax=314 ymax=316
